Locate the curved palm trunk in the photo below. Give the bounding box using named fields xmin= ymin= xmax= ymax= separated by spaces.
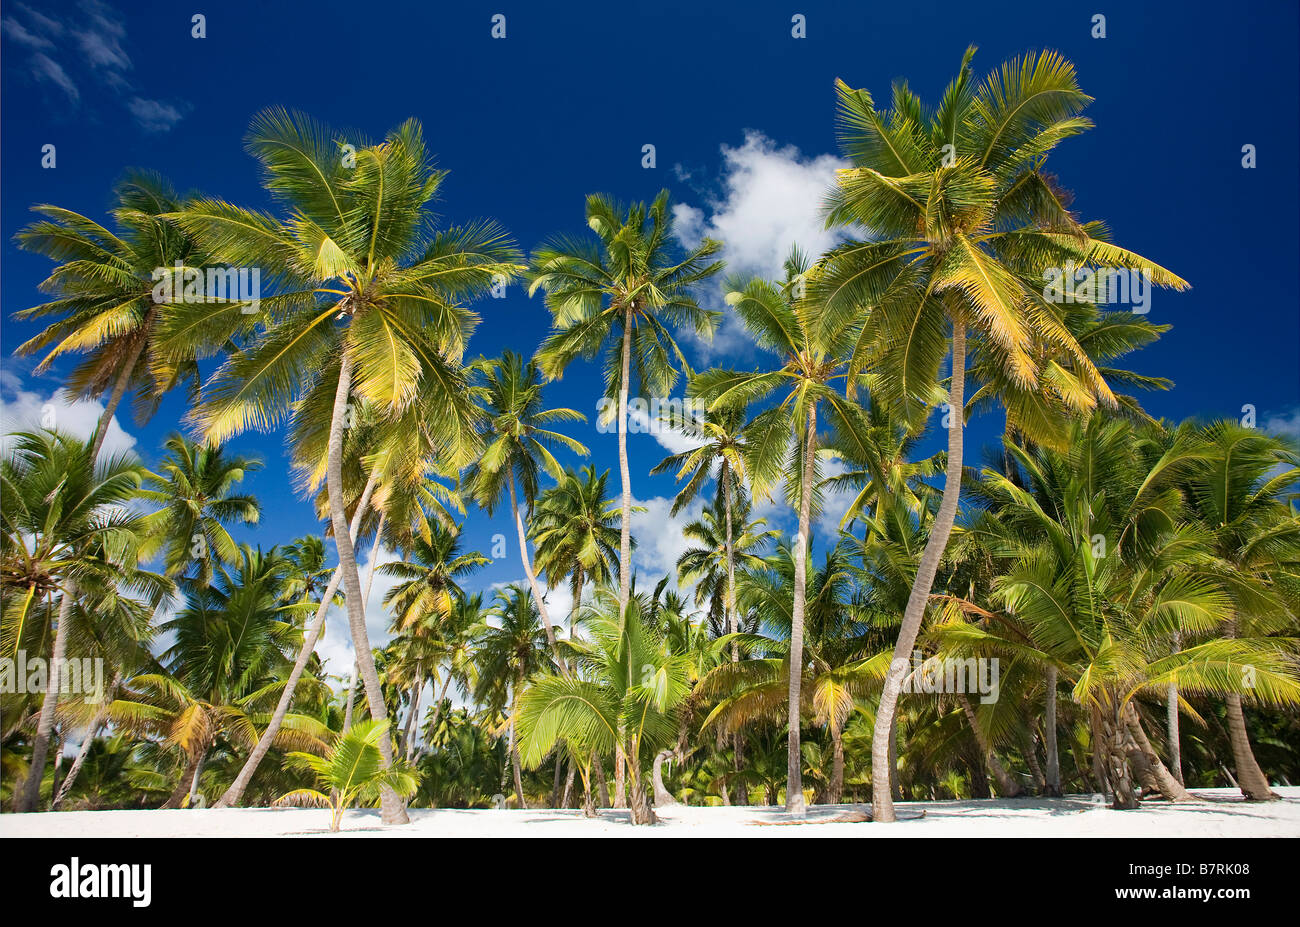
xmin=959 ymin=693 xmax=1022 ymax=797
xmin=343 ymin=509 xmax=386 ymax=734
xmin=89 ymin=317 xmax=152 ymax=463
xmin=1225 ymin=693 xmax=1278 ymax=800
xmin=215 ymin=469 xmax=379 ymax=808
xmin=509 ymin=477 xmax=563 ymax=672
xmin=16 ymin=586 xmax=75 ymax=812
xmin=1043 ymin=665 xmax=1062 ymax=796
xmin=52 ymin=674 xmax=121 ymax=809
xmin=1122 ymin=703 xmax=1194 ymax=802
xmin=786 ymin=403 xmax=816 ymax=816
xmin=186 ymin=749 xmax=208 ymax=804
xmin=1096 ymin=696 xmax=1138 ymax=809
xmin=160 ymin=748 xmax=203 ymax=810
xmin=652 ymin=749 xmax=678 ymax=807
xmin=402 ymin=680 xmax=423 ymax=762
xmin=871 ymin=320 xmax=966 ymax=823
xmin=327 ymin=352 xmax=407 ymax=825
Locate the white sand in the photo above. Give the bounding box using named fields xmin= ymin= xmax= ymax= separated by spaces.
xmin=4 ymin=788 xmax=1298 ymax=837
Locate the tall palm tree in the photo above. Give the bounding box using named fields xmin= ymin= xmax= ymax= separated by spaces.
xmin=651 ymin=402 xmax=753 ymax=652
xmin=464 ymin=351 xmax=588 ymax=666
xmin=675 ymin=493 xmax=778 ymax=638
xmin=138 ymin=433 xmax=261 ymax=586
xmin=814 ymin=49 xmax=1188 ymax=821
xmin=171 ymin=110 xmax=521 ymax=824
xmin=2 ymin=431 xmax=165 ymax=812
xmin=1178 ymin=421 xmax=1300 ymax=800
xmin=531 ymin=466 xmax=622 ymax=641
xmin=472 ymin=584 xmax=552 ymax=808
xmin=694 ymin=249 xmax=875 ymax=815
xmin=13 ymin=172 xmax=208 ymax=462
xmin=529 ymin=191 xmax=723 ymax=619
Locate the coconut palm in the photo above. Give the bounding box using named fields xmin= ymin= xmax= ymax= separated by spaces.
xmin=516 ymin=592 xmax=693 ymax=824
xmin=529 ymin=191 xmax=723 ymax=619
xmin=170 ymin=110 xmax=521 ymax=824
xmin=531 ymin=466 xmax=622 ymax=641
xmin=472 ymin=584 xmax=553 ymax=808
xmin=138 ymin=434 xmax=261 ymax=586
xmin=675 ymin=493 xmax=779 ymax=638
xmin=463 ymin=351 xmax=588 ymax=665
xmin=651 ymin=402 xmax=754 ymax=651
xmin=699 ymin=542 xmax=890 ymax=805
xmin=1177 ymin=421 xmax=1300 ymax=799
xmin=693 ymin=248 xmax=877 ymax=815
xmin=276 ymin=719 xmax=418 ymax=832
xmin=814 ymin=49 xmax=1189 ymax=821
xmin=12 ymin=172 xmax=207 ymax=462
xmin=2 ymin=431 xmax=165 ymax=812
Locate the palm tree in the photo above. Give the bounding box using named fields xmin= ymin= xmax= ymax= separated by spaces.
xmin=139 ymin=434 xmax=261 ymax=586
xmin=531 ymin=466 xmax=622 ymax=641
xmin=464 ymin=351 xmax=588 ymax=666
xmin=2 ymin=431 xmax=165 ymax=812
xmin=12 ymin=172 xmax=208 ymax=462
xmin=694 ymin=248 xmax=875 ymax=815
xmin=276 ymin=719 xmax=418 ymax=832
xmin=472 ymin=584 xmax=552 ymax=808
xmin=171 ymin=110 xmax=521 ymax=824
xmin=516 ymin=592 xmax=693 ymax=824
xmin=814 ymin=49 xmax=1188 ymax=821
xmin=651 ymin=403 xmax=753 ymax=653
xmin=380 ymin=520 xmax=488 ymax=760
xmin=700 ymin=542 xmax=889 ymax=805
xmin=118 ymin=545 xmax=329 ymax=807
xmin=1178 ymin=421 xmax=1300 ymax=799
xmin=529 ymin=191 xmax=723 ymax=619
xmin=675 ymin=493 xmax=778 ymax=638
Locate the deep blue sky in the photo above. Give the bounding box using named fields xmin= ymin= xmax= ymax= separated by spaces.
xmin=3 ymin=0 xmax=1298 ymax=615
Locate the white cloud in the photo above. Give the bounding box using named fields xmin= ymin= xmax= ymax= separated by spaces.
xmin=0 ymin=380 xmax=137 ymax=458
xmin=672 ymin=132 xmax=848 ymax=363
xmin=1264 ymin=407 xmax=1300 ymax=442
xmin=30 ymin=52 xmax=78 ymax=102
xmin=2 ymin=16 xmax=54 ymax=48
xmin=629 ymin=495 xmax=705 ymax=589
xmin=127 ymin=97 xmax=186 ymax=133
xmin=675 ymin=131 xmax=848 ymax=278
xmin=74 ymin=0 xmax=130 ymax=71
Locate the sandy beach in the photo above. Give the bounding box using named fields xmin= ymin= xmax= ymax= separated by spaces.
xmin=4 ymin=788 xmax=1297 ymax=838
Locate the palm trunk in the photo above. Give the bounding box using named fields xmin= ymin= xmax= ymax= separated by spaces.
xmin=627 ymin=742 xmax=656 ymax=825
xmin=52 ymin=674 xmax=120 ymax=810
xmin=511 ymin=666 xmax=527 ymax=808
xmin=89 ymin=320 xmax=151 ymax=463
xmin=215 ymin=469 xmax=379 ymax=808
xmin=186 ymin=748 xmax=208 ymax=804
xmin=722 ymin=463 xmax=738 ymax=654
xmin=652 ymin=749 xmax=678 ymax=807
xmin=959 ymin=693 xmax=1022 ymax=797
xmin=1024 ymin=730 xmax=1046 ymax=794
xmin=829 ymin=725 xmax=845 ymax=805
xmin=161 ymin=749 xmax=203 ymax=810
xmin=344 ymin=509 xmax=386 ymax=734
xmin=1123 ymin=703 xmax=1194 ymax=802
xmin=342 ymin=662 xmax=359 ymax=730
xmin=402 ymin=680 xmax=422 ymax=762
xmin=1043 ymin=665 xmax=1062 ymax=796
xmin=1098 ymin=696 xmax=1139 ymax=809
xmin=327 ymin=352 xmax=407 ymax=825
xmin=784 ymin=403 xmax=817 ymax=817
xmin=591 ymin=750 xmax=609 ymax=808
xmin=888 ymin=711 xmax=902 ymax=803
xmin=16 ymin=586 xmax=74 ymax=812
xmin=1167 ymin=630 xmax=1182 ymax=784
xmin=871 ymin=319 xmax=966 ymax=822
xmin=509 ymin=477 xmax=563 ymax=673
xmin=423 ymin=672 xmax=453 ymax=751
xmin=616 ymin=304 xmax=634 ymax=614
xmin=1225 ymin=693 xmax=1278 ymax=800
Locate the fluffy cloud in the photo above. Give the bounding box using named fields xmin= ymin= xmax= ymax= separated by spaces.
xmin=127 ymin=97 xmax=186 ymax=133
xmin=1264 ymin=406 xmax=1300 ymax=442
xmin=629 ymin=495 xmax=706 ymax=589
xmin=0 ymin=377 xmax=137 ymax=458
xmin=671 ymin=132 xmax=848 ymax=363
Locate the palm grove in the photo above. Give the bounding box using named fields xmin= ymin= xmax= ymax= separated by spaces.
xmin=3 ymin=50 xmax=1298 ymax=826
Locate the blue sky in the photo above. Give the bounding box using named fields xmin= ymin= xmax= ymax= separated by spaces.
xmin=3 ymin=0 xmax=1297 ymax=671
